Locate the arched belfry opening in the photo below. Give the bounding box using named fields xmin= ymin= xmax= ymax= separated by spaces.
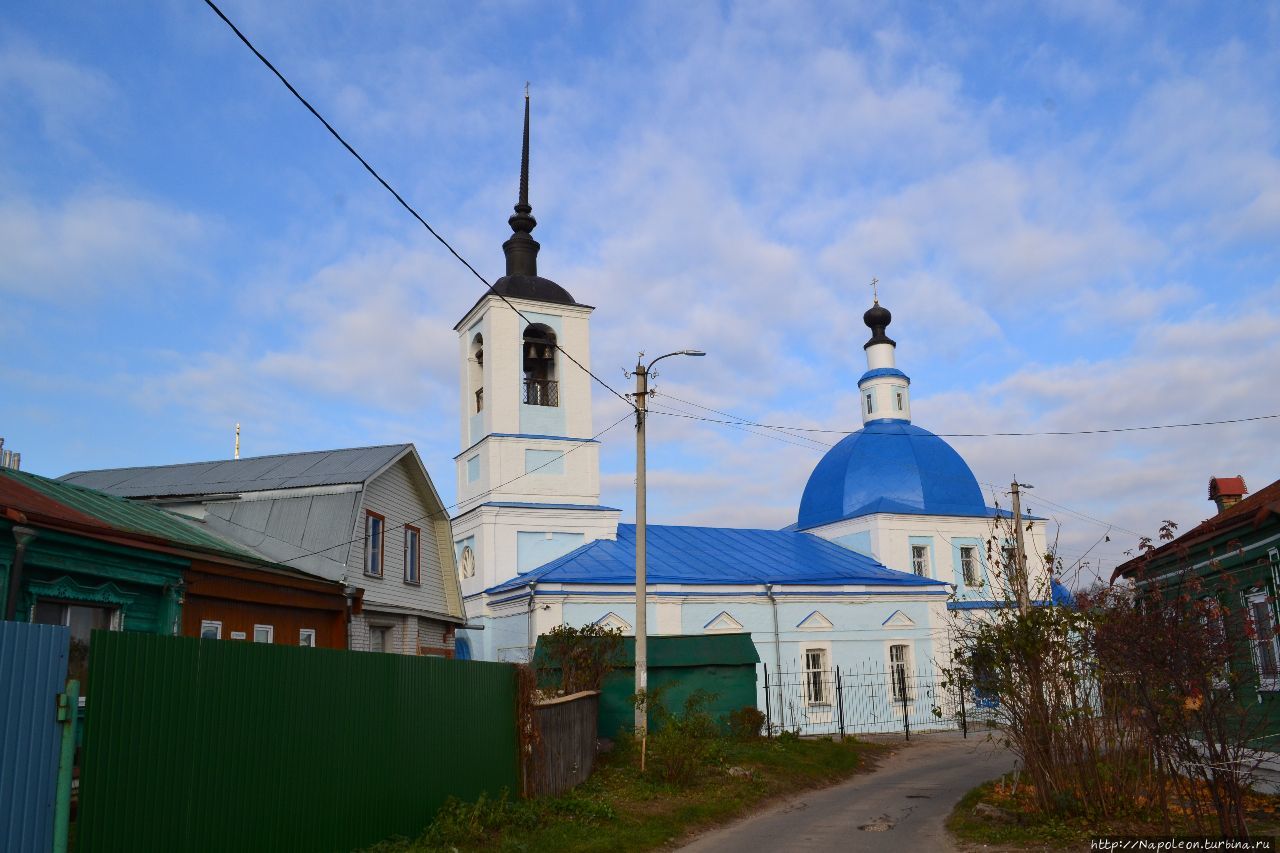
xmin=522 ymin=324 xmax=558 ymax=406
xmin=470 ymin=333 xmax=484 ymax=413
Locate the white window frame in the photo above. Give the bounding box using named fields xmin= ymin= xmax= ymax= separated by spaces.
xmin=888 ymin=642 xmax=913 ymax=704
xmin=199 ymin=620 xmax=222 ymax=640
xmin=253 ymin=624 xmax=274 ymax=644
xmin=369 ymin=624 xmax=393 ymax=653
xmin=960 ymin=545 xmax=980 ymax=587
xmin=299 ymin=628 xmax=316 ymax=647
xmin=1246 ymin=590 xmax=1280 ymax=692
xmin=404 ymin=526 xmax=421 ymax=585
xmin=911 ymin=545 xmax=930 ymax=577
xmin=803 ymin=646 xmax=831 ymax=706
xmin=364 ymin=511 xmax=385 ymax=577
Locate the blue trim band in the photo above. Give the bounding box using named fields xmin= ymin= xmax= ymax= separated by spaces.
xmin=454 ymin=432 xmax=600 ymax=460
xmin=947 ymin=600 xmax=1053 ymax=610
xmin=857 ymin=368 xmax=911 ymax=385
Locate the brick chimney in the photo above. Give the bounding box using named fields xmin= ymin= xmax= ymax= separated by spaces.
xmin=1208 ymin=475 xmax=1248 ymax=514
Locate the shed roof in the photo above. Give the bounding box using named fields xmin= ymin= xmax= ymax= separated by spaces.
xmin=59 ymin=445 xmax=412 ymax=498
xmin=488 ymin=523 xmax=947 ymax=593
xmin=1 ymin=468 xmax=261 ymax=562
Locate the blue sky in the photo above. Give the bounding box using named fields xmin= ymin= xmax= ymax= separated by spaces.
xmin=3 ymin=1 xmax=1279 ymax=584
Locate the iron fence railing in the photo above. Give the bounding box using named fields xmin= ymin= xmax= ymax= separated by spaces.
xmin=523 ymin=378 xmax=559 ymax=407
xmin=762 ymin=661 xmax=990 ymax=740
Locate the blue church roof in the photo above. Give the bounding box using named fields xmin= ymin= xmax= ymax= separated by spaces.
xmin=486 ymin=523 xmax=947 ymax=594
xmin=797 ymin=419 xmax=991 ymax=529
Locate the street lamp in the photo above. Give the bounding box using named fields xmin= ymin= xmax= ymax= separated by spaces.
xmin=631 ymin=349 xmax=705 ymax=748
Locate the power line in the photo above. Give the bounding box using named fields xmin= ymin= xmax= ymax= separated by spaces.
xmin=646 ymin=409 xmax=1280 ymax=438
xmin=201 ymin=0 xmax=635 ymax=412
xmin=654 ymin=392 xmax=835 ymax=450
xmin=225 ymin=412 xmax=635 ymax=566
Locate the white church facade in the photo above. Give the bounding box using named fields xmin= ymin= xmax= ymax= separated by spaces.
xmin=452 ymin=97 xmax=1055 ymax=725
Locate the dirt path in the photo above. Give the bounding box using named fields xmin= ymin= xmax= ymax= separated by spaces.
xmin=675 ymin=730 xmax=1014 ymax=853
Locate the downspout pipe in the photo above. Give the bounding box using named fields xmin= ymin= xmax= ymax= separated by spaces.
xmin=526 ymin=582 xmax=537 ymax=662
xmin=766 ymin=582 xmax=783 ymax=731
xmin=4 ymin=525 xmax=37 ymax=621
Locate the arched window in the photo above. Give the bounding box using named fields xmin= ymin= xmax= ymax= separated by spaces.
xmin=522 ymin=324 xmax=558 ymax=407
xmin=470 ymin=333 xmax=484 ymax=412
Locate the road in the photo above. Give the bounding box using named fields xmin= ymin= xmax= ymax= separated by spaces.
xmin=676 ymin=730 xmax=1015 ymax=853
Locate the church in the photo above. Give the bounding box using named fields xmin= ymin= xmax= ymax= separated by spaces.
xmin=451 ymin=97 xmax=1052 ymax=719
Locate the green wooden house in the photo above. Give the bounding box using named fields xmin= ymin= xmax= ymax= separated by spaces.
xmin=1 ymin=468 xmax=258 ymax=682
xmin=1113 ymin=475 xmax=1280 ymax=749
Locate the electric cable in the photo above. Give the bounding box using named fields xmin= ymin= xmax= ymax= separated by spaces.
xmin=201 ymin=0 xmax=635 ymax=411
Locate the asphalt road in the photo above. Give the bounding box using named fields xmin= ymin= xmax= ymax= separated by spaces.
xmin=676 ymin=730 xmax=1015 ymax=853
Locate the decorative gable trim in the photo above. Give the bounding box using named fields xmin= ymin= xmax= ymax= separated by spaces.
xmin=796 ymin=610 xmax=833 ymax=631
xmin=594 ymin=611 xmax=632 ymax=633
xmin=704 ymin=611 xmax=744 ymax=633
xmin=882 ymin=609 xmax=916 ymax=629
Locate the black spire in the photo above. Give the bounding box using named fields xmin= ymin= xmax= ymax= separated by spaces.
xmin=863 ymin=297 xmax=895 ymax=349
xmin=502 ymin=91 xmax=539 ymax=277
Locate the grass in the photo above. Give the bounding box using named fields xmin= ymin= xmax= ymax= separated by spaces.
xmin=366 ymin=733 xmax=884 ymax=853
xmin=947 ymin=773 xmax=1280 ymax=849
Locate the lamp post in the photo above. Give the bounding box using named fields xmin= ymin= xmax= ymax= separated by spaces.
xmin=631 ymin=349 xmax=705 ymax=746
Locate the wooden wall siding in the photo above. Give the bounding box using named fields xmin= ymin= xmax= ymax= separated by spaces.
xmin=181 ymin=595 xmax=346 ymax=649
xmin=346 ymin=457 xmax=461 ymax=619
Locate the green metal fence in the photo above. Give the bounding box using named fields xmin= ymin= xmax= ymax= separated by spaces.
xmin=77 ymin=631 xmax=518 ymax=853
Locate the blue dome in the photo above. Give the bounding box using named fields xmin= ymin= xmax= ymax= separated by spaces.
xmin=797 ymin=420 xmax=988 ymax=529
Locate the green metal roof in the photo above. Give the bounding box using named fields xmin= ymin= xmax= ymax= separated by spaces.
xmin=2 ymin=468 xmax=261 ymax=563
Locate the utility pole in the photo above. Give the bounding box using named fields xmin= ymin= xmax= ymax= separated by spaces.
xmin=1010 ymin=480 xmax=1031 ymax=615
xmin=628 ymin=349 xmax=706 ymax=757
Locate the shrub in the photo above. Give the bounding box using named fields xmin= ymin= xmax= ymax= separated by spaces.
xmin=727 ymin=705 xmax=766 ymax=740
xmin=538 ymin=623 xmax=624 ymax=695
xmin=644 ymin=689 xmax=723 ymax=787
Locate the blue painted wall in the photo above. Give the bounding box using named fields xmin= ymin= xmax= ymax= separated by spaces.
xmin=830 ymin=530 xmax=873 ymax=558
xmin=516 ymin=532 xmax=585 ymax=572
xmin=524 ymin=449 xmax=565 ymax=475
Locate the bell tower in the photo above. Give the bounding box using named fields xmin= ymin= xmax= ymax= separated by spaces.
xmin=450 ymin=93 xmax=620 ymax=605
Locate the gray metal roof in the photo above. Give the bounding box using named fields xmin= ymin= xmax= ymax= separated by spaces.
xmin=59 ymin=445 xmax=412 ymax=498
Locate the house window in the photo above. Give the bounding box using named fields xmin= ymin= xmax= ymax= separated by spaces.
xmin=200 ymin=620 xmax=222 ymax=640
xmin=804 ymin=647 xmax=829 ymax=706
xmin=960 ymin=546 xmax=979 ymax=586
xmin=1247 ymin=591 xmax=1279 ymax=691
xmin=33 ymin=601 xmax=116 ymax=684
xmin=889 ymin=644 xmax=912 ymax=703
xmin=299 ymin=629 xmax=316 ymax=648
xmin=911 ymin=545 xmax=930 ymax=577
xmin=253 ymin=624 xmax=274 ymax=644
xmin=370 ymin=625 xmax=391 ymax=653
xmin=864 ymin=392 xmax=874 ymax=415
xmin=365 ymin=511 xmax=385 ymax=577
xmin=404 ymin=526 xmax=421 ymax=585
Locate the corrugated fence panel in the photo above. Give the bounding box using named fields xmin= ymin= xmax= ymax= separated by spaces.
xmin=0 ymin=620 xmax=70 ymax=853
xmin=77 ymin=632 xmax=518 ymax=853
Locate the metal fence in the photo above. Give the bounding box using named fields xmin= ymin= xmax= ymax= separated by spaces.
xmin=763 ymin=660 xmax=987 ymax=740
xmin=77 ymin=631 xmax=520 ymax=853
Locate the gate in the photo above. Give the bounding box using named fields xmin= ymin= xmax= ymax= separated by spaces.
xmin=0 ymin=620 xmax=71 ymax=853
xmin=764 ymin=659 xmax=973 ymax=739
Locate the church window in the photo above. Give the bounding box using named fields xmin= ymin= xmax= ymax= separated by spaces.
xmin=960 ymin=546 xmax=979 ymax=586
xmin=470 ymin=333 xmax=484 ymax=413
xmin=804 ymin=648 xmax=829 ymax=705
xmin=895 ymin=390 xmax=904 ymax=411
xmin=522 ymin=324 xmax=559 ymax=407
xmin=911 ymin=545 xmax=929 ymax=577
xmin=864 ymin=392 xmax=874 ymax=415
xmin=889 ymin=644 xmax=912 ymax=703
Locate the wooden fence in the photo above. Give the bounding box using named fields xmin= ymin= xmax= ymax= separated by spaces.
xmin=533 ymin=691 xmax=599 ymax=797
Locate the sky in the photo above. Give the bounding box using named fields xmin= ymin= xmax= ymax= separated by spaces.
xmin=3 ymin=1 xmax=1279 ymax=586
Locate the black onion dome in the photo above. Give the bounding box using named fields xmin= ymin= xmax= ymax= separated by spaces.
xmin=490 ymin=273 xmax=576 ymax=305
xmin=863 ymin=302 xmax=895 ymax=349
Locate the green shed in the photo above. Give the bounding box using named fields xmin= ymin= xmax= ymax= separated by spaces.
xmin=535 ymin=633 xmax=760 ymax=739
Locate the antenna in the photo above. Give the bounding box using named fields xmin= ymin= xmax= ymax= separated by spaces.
xmin=234 ymin=423 xmax=241 ymax=460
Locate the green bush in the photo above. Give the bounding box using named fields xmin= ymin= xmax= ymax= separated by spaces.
xmin=726 ymin=705 xmax=765 ymax=740
xmin=644 ymin=689 xmax=723 ymax=787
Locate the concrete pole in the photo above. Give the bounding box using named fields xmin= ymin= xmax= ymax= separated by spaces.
xmin=1011 ymin=481 xmax=1030 ymax=616
xmin=634 ymin=359 xmax=649 ymax=740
